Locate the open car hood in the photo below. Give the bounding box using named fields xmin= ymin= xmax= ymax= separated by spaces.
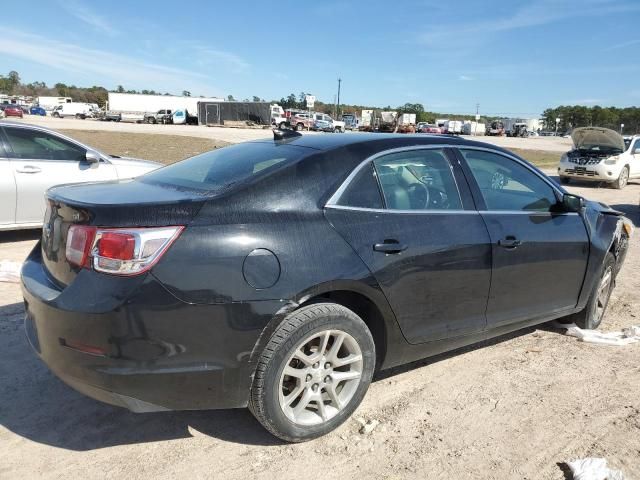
xmin=571 ymin=127 xmax=625 ymax=151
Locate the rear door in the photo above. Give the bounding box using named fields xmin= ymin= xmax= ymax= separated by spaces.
xmin=325 ymin=147 xmax=491 ymax=344
xmin=3 ymin=126 xmax=117 ymax=225
xmin=456 ymin=147 xmax=589 ymax=327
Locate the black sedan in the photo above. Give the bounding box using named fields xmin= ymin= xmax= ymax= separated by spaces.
xmin=22 ymin=131 xmax=631 ymax=442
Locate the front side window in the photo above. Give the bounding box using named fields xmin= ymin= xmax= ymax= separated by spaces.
xmin=3 ymin=127 xmax=86 ymax=161
xmin=373 ymin=149 xmax=462 ymax=210
xmin=459 ymin=149 xmax=557 ymax=212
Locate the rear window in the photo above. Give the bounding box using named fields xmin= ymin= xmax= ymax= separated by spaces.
xmin=139 ymin=142 xmax=308 ymax=193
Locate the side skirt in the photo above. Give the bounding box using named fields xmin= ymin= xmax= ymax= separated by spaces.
xmin=381 ymin=308 xmax=575 ymax=370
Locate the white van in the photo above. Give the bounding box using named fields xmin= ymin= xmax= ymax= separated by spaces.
xmin=51 ymin=102 xmax=94 ymax=119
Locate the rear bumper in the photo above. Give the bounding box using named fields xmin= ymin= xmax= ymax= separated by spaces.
xmin=22 ymin=247 xmax=282 ymax=412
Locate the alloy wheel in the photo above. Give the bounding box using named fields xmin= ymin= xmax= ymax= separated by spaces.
xmin=278 ymin=329 xmax=363 ymax=426
xmin=619 ymin=168 xmax=629 ymax=188
xmin=594 ymin=266 xmax=613 ymax=326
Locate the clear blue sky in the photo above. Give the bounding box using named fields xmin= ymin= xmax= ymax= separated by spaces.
xmin=1 ymin=0 xmax=639 ymax=116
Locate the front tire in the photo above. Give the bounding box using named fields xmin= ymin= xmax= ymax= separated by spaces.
xmin=612 ymin=166 xmax=629 ymax=189
xmin=567 ymin=252 xmax=616 ymax=329
xmin=249 ymin=303 xmax=375 ymax=442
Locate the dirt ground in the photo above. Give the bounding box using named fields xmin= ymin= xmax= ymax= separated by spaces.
xmin=0 ymin=142 xmax=638 ymax=478
xmin=58 ymin=129 xmax=229 ymax=164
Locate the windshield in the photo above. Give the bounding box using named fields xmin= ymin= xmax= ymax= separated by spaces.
xmin=139 ymin=142 xmax=309 ymax=193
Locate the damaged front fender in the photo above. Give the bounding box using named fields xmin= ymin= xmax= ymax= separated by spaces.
xmin=576 ymin=200 xmax=632 ymax=311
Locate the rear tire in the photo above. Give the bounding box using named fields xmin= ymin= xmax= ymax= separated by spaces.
xmin=612 ymin=166 xmax=629 ymax=189
xmin=565 ymin=252 xmax=616 ymax=329
xmin=296 ymin=123 xmax=304 ymax=131
xmin=249 ymin=303 xmax=375 ymax=442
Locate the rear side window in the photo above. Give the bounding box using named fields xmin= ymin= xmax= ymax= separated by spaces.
xmin=139 ymin=142 xmax=307 ymax=192
xmin=335 ymin=163 xmax=383 ymax=209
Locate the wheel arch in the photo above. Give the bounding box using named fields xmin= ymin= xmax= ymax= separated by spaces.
xmin=248 ymin=280 xmax=406 ymax=375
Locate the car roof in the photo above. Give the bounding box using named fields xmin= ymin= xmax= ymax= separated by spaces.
xmin=252 ymin=132 xmax=480 ymax=151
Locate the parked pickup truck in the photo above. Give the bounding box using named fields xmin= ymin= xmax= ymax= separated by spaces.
xmin=291 ymin=112 xmax=345 ymax=132
xmin=144 ymin=109 xmax=173 ymax=124
xmin=314 ymin=113 xmax=345 ymax=132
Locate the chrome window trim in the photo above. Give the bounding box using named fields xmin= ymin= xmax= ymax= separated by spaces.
xmin=479 ymin=210 xmax=579 ymax=216
xmin=326 ymin=144 xmax=464 ymax=209
xmin=326 ymin=204 xmax=578 ymax=216
xmin=326 ymin=144 xmax=566 ymax=212
xmin=325 ymin=205 xmax=477 ymax=214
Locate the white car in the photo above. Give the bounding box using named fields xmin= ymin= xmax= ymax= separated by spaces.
xmin=0 ymin=122 xmax=161 ymax=230
xmin=558 ymin=127 xmax=640 ymax=189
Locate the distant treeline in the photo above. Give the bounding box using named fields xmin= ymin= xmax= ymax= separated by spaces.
xmin=542 ymin=106 xmax=640 ymax=134
xmin=2 ymin=71 xmax=638 ymax=133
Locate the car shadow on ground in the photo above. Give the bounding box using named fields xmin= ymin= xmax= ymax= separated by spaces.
xmin=0 ymin=229 xmax=40 ymax=244
xmin=1 ymin=296 xmax=569 ymax=451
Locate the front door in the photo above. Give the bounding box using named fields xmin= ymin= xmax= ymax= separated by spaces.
xmin=2 ymin=126 xmax=116 ymax=225
xmin=325 ymin=147 xmax=491 ymax=344
xmin=456 ymin=148 xmax=590 ymax=327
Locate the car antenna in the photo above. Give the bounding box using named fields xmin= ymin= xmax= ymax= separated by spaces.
xmin=273 ymin=128 xmax=302 ymax=141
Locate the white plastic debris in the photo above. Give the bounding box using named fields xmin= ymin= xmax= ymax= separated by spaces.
xmin=359 ymin=419 xmax=380 ymax=435
xmin=567 ymin=457 xmax=625 ymax=480
xmin=0 ymin=261 xmax=21 ymax=283
xmin=554 ymin=322 xmax=640 ymax=346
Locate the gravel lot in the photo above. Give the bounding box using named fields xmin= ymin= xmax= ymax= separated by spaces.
xmin=0 ymin=132 xmax=638 ymax=478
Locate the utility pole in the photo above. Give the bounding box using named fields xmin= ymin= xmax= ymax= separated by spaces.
xmin=474 ymin=103 xmax=480 ymax=136
xmin=336 ymin=77 xmax=341 ymax=118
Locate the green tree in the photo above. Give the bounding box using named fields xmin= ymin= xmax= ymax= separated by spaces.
xmin=227 ymin=94 xmax=235 ymax=101
xmin=182 ymin=90 xmax=191 ymax=97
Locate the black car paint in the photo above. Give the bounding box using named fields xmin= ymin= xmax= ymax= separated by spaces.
xmin=22 ymin=134 xmax=628 ymax=412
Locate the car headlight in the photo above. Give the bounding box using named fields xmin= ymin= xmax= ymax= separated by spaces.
xmin=604 ymin=156 xmax=619 ymax=165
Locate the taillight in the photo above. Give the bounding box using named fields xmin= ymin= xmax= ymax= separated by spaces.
xmin=66 ymin=225 xmax=96 ymax=268
xmin=65 ymin=226 xmax=183 ymax=275
xmin=98 ymin=232 xmax=136 ymax=260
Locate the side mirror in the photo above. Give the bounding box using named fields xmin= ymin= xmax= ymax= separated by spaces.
xmin=562 ymin=193 xmax=584 ymax=212
xmin=85 ymin=151 xmax=100 ymax=164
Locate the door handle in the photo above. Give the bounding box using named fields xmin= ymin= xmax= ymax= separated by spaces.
xmin=16 ymin=165 xmax=42 ymax=174
xmin=498 ymin=236 xmax=521 ymax=249
xmin=373 ymin=240 xmax=407 ymax=254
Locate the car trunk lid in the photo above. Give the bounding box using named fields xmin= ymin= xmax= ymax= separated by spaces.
xmin=41 ymin=179 xmax=206 ymax=286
